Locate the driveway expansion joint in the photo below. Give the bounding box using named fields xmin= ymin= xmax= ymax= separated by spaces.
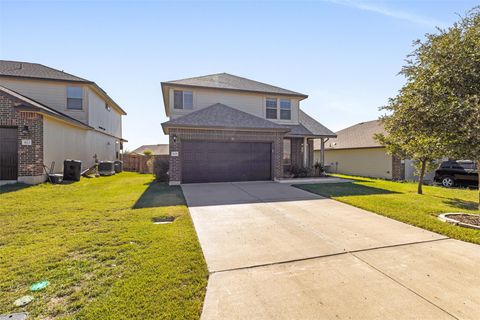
xmin=210 ymin=237 xmax=451 ymax=275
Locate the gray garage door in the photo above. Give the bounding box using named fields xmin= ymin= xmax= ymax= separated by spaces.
xmin=181 ymin=141 xmax=272 ymax=183
xmin=0 ymin=127 xmax=18 ymax=180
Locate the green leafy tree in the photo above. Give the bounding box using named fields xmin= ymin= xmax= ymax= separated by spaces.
xmin=378 ymin=7 xmax=480 ymax=203
xmin=404 ymin=7 xmax=480 ymax=207
xmin=375 ymin=110 xmax=443 ymax=195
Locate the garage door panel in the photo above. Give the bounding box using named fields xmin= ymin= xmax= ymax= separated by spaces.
xmin=182 ymin=141 xmax=271 ymax=183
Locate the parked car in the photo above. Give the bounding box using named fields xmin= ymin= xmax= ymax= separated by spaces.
xmin=434 ymin=160 xmax=478 ymax=188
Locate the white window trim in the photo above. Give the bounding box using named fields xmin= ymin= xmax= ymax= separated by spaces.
xmin=66 ymin=86 xmax=84 ymax=111
xmin=266 ymin=97 xmax=293 ymax=120
xmin=265 ymin=97 xmax=278 ymax=119
xmin=279 ymin=99 xmax=292 ymax=120
xmin=173 ymin=90 xmax=194 ymax=110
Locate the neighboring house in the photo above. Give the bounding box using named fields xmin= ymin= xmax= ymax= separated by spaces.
xmin=313 ymin=120 xmax=403 ymax=180
xmin=160 ymin=73 xmax=336 ymax=184
xmin=0 ymin=60 xmax=126 ymax=184
xmin=131 ymin=144 xmax=169 ymax=156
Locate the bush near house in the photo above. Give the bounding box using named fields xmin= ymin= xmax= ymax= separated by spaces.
xmin=0 ymin=173 xmax=207 ymax=319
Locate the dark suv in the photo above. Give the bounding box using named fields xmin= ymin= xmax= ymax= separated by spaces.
xmin=434 ymin=160 xmax=478 ymax=188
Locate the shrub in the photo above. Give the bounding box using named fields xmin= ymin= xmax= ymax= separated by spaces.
xmin=287 ymin=165 xmax=309 ymax=178
xmin=154 ymin=157 xmax=169 ymax=182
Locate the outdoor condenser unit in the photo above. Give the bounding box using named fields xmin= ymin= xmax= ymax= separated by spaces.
xmin=98 ymin=161 xmax=115 ymax=176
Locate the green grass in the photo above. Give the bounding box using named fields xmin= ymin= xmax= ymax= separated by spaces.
xmin=296 ymin=174 xmax=480 ymax=245
xmin=0 ymin=172 xmax=208 ymax=319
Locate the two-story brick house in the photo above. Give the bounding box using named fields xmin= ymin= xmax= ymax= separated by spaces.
xmin=161 ymin=73 xmax=336 ymax=184
xmin=0 ymin=60 xmax=126 ymax=184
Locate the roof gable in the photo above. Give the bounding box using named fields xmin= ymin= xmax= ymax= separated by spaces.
xmin=162 ymin=73 xmax=307 ymax=98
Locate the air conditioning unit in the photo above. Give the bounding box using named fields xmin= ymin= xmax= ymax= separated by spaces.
xmin=114 ymin=160 xmax=123 ymax=173
xmin=98 ymin=161 xmax=115 ymax=176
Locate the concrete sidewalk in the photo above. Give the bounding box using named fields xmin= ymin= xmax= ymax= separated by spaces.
xmin=182 ymin=182 xmax=480 ymax=319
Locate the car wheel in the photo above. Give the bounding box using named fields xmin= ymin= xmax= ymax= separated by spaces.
xmin=441 ymin=176 xmax=455 ymax=188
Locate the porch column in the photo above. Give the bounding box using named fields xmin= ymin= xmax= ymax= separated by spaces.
xmin=320 ymin=138 xmax=325 ymax=166
xmin=303 ymin=137 xmax=308 ymax=167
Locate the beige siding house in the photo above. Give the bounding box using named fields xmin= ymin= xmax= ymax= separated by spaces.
xmin=314 ymin=120 xmax=403 ymax=180
xmin=0 ymin=60 xmax=126 ymax=184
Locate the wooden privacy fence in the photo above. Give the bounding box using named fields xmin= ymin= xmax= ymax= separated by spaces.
xmin=123 ymin=153 xmax=151 ymax=173
xmin=123 ymin=154 xmax=170 ymax=178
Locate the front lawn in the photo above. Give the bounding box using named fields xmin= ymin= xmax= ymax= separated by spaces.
xmin=296 ymin=175 xmax=480 ymax=245
xmin=0 ymin=172 xmax=208 ymax=319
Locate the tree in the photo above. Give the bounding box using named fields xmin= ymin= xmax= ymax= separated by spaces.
xmin=375 ymin=86 xmax=444 ymax=194
xmin=378 ymin=7 xmax=480 ymax=204
xmin=406 ymin=7 xmax=480 ymax=207
xmin=375 ymin=130 xmax=442 ymax=195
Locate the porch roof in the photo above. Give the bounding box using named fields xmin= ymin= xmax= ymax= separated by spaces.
xmin=284 ymin=111 xmax=337 ymax=138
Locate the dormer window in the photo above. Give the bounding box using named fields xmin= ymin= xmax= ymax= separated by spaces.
xmin=266 ymin=98 xmax=277 ymax=119
xmin=174 ymin=90 xmax=193 ymax=109
xmin=280 ymin=99 xmax=291 ymax=120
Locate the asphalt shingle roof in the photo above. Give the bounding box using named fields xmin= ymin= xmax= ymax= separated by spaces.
xmin=285 ymin=111 xmax=336 ymax=137
xmin=162 ymin=103 xmax=336 ymax=138
xmin=162 ymin=73 xmax=307 ymax=98
xmin=314 ymin=119 xmax=386 ymax=150
xmin=162 ymin=103 xmax=291 ymax=132
xmin=132 ymin=144 xmax=169 ymax=155
xmin=0 ymin=60 xmax=91 ymax=83
xmin=0 ymin=60 xmax=127 ymax=115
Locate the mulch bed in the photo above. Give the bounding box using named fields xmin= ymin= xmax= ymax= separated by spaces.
xmin=446 ymin=214 xmax=480 ymax=227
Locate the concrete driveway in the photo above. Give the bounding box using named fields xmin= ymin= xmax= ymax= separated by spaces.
xmin=182 ymin=182 xmax=480 ymax=319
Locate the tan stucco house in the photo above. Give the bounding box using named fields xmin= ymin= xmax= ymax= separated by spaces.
xmin=313 ymin=120 xmax=403 ymax=180
xmin=0 ymin=60 xmax=126 ymax=184
xmin=161 ymin=73 xmax=336 ymax=184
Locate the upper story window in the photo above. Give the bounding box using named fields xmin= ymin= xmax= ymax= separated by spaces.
xmin=67 ymin=86 xmax=83 ymax=110
xmin=266 ymin=98 xmax=277 ymax=119
xmin=280 ymin=99 xmax=291 ymax=120
xmin=174 ymin=90 xmax=193 ymax=109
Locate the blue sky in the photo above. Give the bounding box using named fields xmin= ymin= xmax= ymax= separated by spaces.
xmin=0 ymin=0 xmax=477 ymax=150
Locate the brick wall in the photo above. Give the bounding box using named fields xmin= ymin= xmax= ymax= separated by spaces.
xmin=289 ymin=137 xmax=304 ymax=168
xmin=391 ymin=155 xmax=404 ymax=180
xmin=167 ymin=128 xmax=284 ymax=183
xmin=0 ymin=93 xmax=44 ymax=179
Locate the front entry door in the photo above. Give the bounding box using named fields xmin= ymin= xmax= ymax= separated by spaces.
xmin=0 ymin=127 xmax=18 ymax=180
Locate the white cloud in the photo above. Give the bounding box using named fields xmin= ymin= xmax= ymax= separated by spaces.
xmin=325 ymin=0 xmax=443 ymax=28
